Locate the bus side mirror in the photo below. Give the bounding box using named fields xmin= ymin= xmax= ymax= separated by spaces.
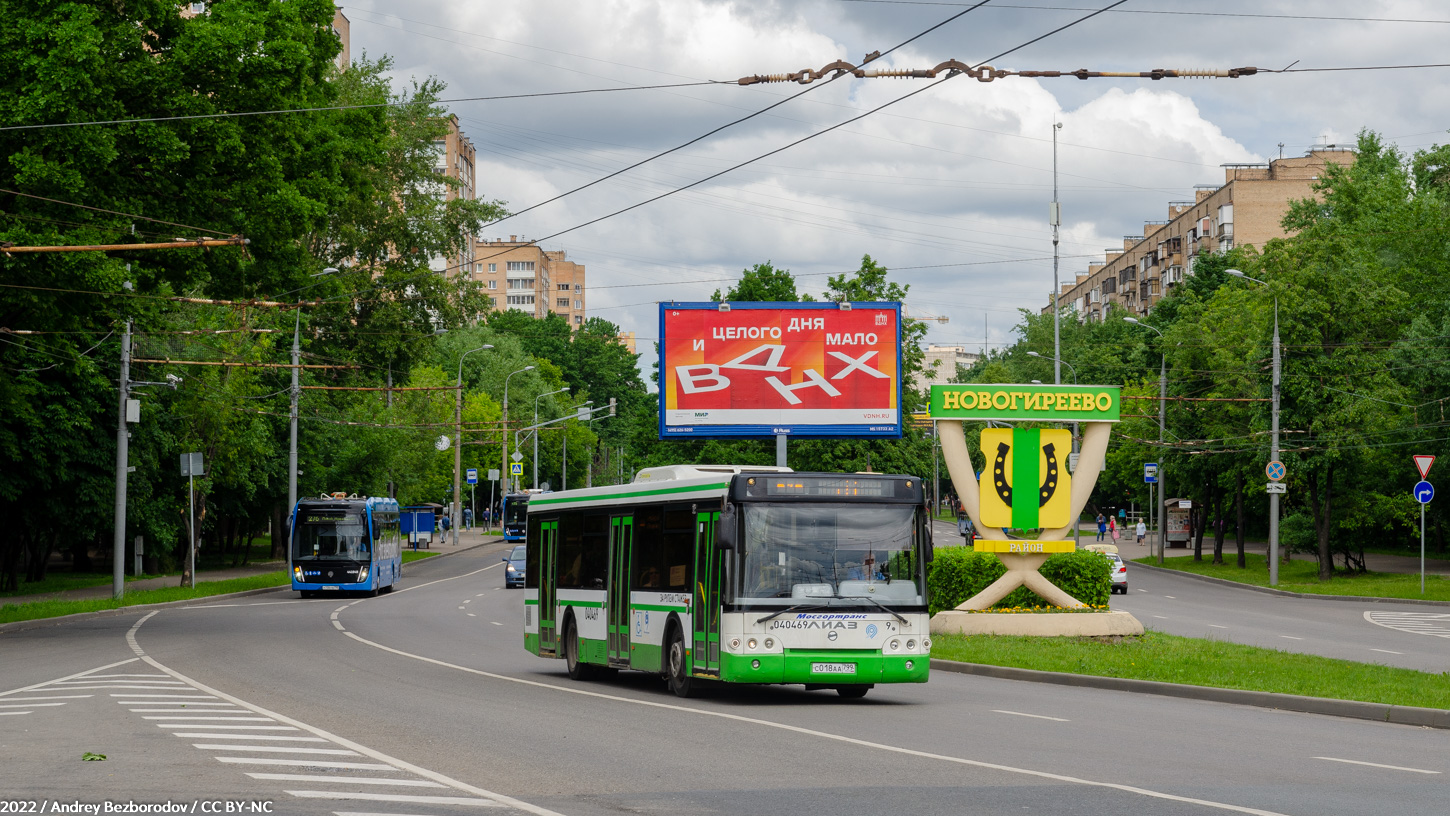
xmin=717 ymin=504 xmax=737 ymax=550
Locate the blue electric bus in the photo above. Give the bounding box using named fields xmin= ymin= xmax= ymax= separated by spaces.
xmin=503 ymin=493 xmax=530 ymax=543
xmin=291 ymin=494 xmax=402 ymax=597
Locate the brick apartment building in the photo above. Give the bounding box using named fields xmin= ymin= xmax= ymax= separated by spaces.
xmin=473 ymin=237 xmax=587 ymax=326
xmin=1047 ymin=148 xmax=1356 ymax=320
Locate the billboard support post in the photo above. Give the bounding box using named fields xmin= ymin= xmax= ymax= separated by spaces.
xmin=776 ymin=434 xmax=787 ymax=468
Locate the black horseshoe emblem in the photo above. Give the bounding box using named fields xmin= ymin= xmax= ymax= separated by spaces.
xmin=993 ymin=442 xmax=1060 ymax=507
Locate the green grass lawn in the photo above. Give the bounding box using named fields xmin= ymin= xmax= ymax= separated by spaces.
xmin=0 ymin=572 xmax=291 ymax=625
xmin=1132 ymin=553 xmax=1450 ymax=601
xmin=1 ymin=551 xmax=440 ymax=624
xmin=931 ymin=631 xmax=1450 ymax=709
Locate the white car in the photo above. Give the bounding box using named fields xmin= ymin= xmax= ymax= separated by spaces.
xmin=1105 ymin=553 xmax=1128 ymax=594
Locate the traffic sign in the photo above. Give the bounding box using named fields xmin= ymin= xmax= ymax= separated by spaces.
xmin=1143 ymin=463 xmax=1158 ymax=484
xmin=1414 ymin=455 xmax=1435 ymax=480
xmin=511 ymin=450 xmax=524 ymax=462
xmin=434 ymin=435 xmax=450 ymax=451
xmin=487 ymin=468 xmax=500 ymax=481
xmin=466 ymin=468 xmax=478 ymax=485
xmin=510 ymin=462 xmax=523 ymax=476
xmin=1414 ymin=480 xmax=1434 ymax=504
xmin=179 ymin=452 xmax=204 ymax=477
xmin=1266 ymin=460 xmax=1285 ymax=481
xmin=1265 ymin=482 xmax=1286 ymax=494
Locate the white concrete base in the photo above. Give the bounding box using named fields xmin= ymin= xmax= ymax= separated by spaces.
xmin=930 ymin=610 xmax=1144 ymax=637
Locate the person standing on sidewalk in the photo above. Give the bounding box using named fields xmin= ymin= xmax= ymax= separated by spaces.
xmin=1136 ymin=519 xmax=1147 ymax=545
xmin=464 ymin=507 xmax=472 ymax=530
xmin=1096 ymin=513 xmax=1107 ymax=541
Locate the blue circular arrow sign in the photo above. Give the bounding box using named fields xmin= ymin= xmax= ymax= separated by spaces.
xmin=1266 ymin=461 xmax=1286 ymax=481
xmin=1414 ymin=480 xmax=1434 ymax=504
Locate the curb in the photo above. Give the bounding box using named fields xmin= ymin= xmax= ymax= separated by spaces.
xmin=1129 ymin=560 xmax=1450 ymax=607
xmin=0 ymin=539 xmax=501 ymax=635
xmin=929 ymin=658 xmax=1450 ymax=729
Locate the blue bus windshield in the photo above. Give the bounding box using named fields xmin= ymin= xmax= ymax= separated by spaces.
xmin=294 ymin=510 xmax=371 ymax=561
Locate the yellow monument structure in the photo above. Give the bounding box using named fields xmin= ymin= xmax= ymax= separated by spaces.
xmin=929 ymin=384 xmax=1143 ymax=636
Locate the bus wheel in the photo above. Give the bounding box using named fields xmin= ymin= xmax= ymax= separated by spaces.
xmin=836 ymin=685 xmax=872 ymax=699
xmin=565 ymin=618 xmax=594 ymax=681
xmin=665 ymin=626 xmax=696 ymax=698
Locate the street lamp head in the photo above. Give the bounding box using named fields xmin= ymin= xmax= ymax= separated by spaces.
xmin=1123 ymin=317 xmax=1140 ymax=324
xmin=1225 ymin=269 xmax=1243 ymax=277
xmin=1027 ymin=351 xmax=1042 ymax=358
xmin=1031 ymin=379 xmax=1042 ymax=384
xmin=522 ymin=365 xmax=535 ymax=372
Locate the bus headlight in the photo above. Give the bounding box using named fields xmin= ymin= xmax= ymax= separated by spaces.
xmin=923 ymin=638 xmax=932 ymax=650
xmin=889 ymin=639 xmax=901 ymax=652
xmin=764 ymin=638 xmax=774 ymax=649
xmin=730 ymin=638 xmax=741 ymax=650
xmin=747 ymin=639 xmax=757 ymax=650
xmin=906 ymin=639 xmax=916 ymax=651
xmin=357 ymin=566 xmax=369 ymax=583
xmin=293 ymin=566 xmax=302 ymax=581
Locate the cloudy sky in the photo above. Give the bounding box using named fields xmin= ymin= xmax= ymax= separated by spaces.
xmin=339 ymin=0 xmax=1449 ymax=378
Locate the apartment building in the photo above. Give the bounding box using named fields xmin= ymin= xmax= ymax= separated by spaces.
xmin=916 ymin=344 xmax=982 ymax=391
xmin=1047 ymin=149 xmax=1356 ymax=321
xmin=427 ymin=116 xmax=478 ymax=275
xmin=182 ymin=4 xmax=350 ymax=71
xmin=473 ymin=237 xmax=588 ymax=326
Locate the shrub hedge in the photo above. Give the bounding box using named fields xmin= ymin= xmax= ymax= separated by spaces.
xmin=927 ymin=548 xmax=1111 ymax=614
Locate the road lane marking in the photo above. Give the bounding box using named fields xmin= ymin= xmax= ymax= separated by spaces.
xmin=0 ymin=702 xmax=67 ymax=708
xmin=144 ymin=716 xmax=276 ymax=721
xmin=5 ymin=695 xmax=92 ymax=701
xmin=193 ymin=744 xmax=361 ymax=755
xmin=113 ymin=694 xmax=218 ymax=699
xmin=42 ymin=684 xmax=184 ymax=690
xmin=1163 ymin=596 xmax=1175 ymax=599
xmin=468 ymin=613 xmax=477 ymax=617
xmin=1 ymin=658 xmax=141 ymax=698
xmin=1370 ymin=648 xmax=1403 ymax=655
xmin=287 ymin=792 xmax=502 ymax=807
xmin=1136 ymin=588 xmax=1147 ymax=592
xmin=76 ymin=674 xmax=169 ymax=678
xmin=1363 ymin=611 xmax=1450 ymax=638
xmin=991 ymin=710 xmax=1069 ymax=722
xmin=215 ymin=758 xmax=398 ymax=771
xmin=1313 ymin=757 xmax=1439 ymax=774
xmin=0 ymin=710 xmax=32 ymax=715
xmin=156 ymin=723 xmax=297 ymax=730
xmin=1208 ymin=625 xmax=1227 ymax=629
xmin=1152 ymin=615 xmax=1167 ymax=619
xmin=249 ymin=774 xmax=445 ymax=788
xmin=129 ymin=615 xmax=564 ymax=816
xmin=1280 ymin=636 xmax=1303 ymax=640
xmin=174 ymin=734 xmax=328 ymax=741
xmin=491 ymin=622 xmax=503 ymax=626
xmin=458 ymin=606 xmax=466 ymax=610
xmin=335 ymin=624 xmax=1294 ymax=815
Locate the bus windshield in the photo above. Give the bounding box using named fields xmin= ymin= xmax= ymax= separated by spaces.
xmin=736 ymin=503 xmax=924 ymax=607
xmin=294 ymin=511 xmax=371 ymax=561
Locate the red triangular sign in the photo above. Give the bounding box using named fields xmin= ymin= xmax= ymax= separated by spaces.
xmin=1414 ymin=455 xmax=1435 ymax=480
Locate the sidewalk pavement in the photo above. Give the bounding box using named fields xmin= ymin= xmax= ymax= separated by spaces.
xmin=5 ymin=525 xmax=505 ymax=607
xmin=1133 ymin=535 xmax=1450 ymax=575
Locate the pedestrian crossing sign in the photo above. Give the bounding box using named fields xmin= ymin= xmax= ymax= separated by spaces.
xmin=978 ymin=428 xmax=1073 ymax=529
xmin=510 ymin=462 xmax=523 ymax=476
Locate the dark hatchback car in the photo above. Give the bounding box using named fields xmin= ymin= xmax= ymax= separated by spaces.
xmin=503 ymin=545 xmax=526 ymax=588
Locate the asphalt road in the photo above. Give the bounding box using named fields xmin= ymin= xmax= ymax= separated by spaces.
xmin=3 ymin=543 xmax=1448 ymax=816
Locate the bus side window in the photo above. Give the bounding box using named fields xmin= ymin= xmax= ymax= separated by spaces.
xmin=631 ymin=507 xmax=664 ymax=588
xmin=582 ymin=513 xmax=609 ymax=589
xmin=557 ymin=512 xmax=585 ymax=588
xmin=661 ymin=504 xmax=693 ymax=591
xmin=525 ymin=514 xmax=542 ymax=588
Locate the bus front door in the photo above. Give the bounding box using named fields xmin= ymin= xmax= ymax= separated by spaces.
xmin=690 ymin=510 xmax=721 ymax=676
xmin=607 ymin=516 xmax=633 ymax=666
xmin=539 ymin=519 xmax=559 ymax=655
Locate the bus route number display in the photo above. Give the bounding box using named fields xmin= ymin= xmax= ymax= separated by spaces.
xmin=659 ymin=302 xmax=902 ymax=438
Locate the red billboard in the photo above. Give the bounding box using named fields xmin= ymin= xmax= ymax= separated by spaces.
xmin=658 ymin=302 xmax=902 ymax=438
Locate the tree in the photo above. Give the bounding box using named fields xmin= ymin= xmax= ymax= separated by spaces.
xmin=712 ymin=261 xmax=809 ymax=302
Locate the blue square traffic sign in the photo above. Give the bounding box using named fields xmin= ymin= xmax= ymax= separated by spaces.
xmin=466 ymin=468 xmax=478 ymax=484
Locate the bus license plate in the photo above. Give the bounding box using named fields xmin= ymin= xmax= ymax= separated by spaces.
xmin=811 ymin=662 xmax=856 ymax=675
xmin=322 ymin=585 xmax=340 ymax=590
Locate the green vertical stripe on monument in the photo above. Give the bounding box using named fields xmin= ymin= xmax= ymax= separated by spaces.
xmin=1011 ymin=428 xmax=1040 ymax=528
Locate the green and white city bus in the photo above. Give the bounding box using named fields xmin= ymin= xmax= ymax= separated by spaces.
xmin=523 ymin=465 xmax=932 ymax=698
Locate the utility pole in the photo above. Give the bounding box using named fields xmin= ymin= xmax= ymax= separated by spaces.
xmin=287 ymin=308 xmax=299 ymax=536
xmin=111 ymin=319 xmax=132 ymax=601
xmin=1051 ymin=119 xmax=1063 ymax=385
xmin=1269 ymin=298 xmax=1281 ymax=585
xmin=1157 ymin=349 xmax=1167 ymax=565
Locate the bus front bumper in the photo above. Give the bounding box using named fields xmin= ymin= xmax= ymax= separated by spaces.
xmin=718 ymin=649 xmax=928 ymax=685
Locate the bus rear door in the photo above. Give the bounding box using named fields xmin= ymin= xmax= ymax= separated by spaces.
xmin=690 ymin=509 xmax=721 ymax=676
xmin=539 ymin=519 xmax=559 ymax=655
xmin=607 ymin=515 xmax=633 ymax=666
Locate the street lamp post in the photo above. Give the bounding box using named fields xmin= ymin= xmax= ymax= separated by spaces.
xmin=533 ymin=387 xmax=569 ymax=490
xmin=1124 ymin=318 xmax=1167 ymax=564
xmin=1227 ymin=269 xmax=1281 ymax=586
xmin=1051 ymin=120 xmax=1063 ymax=386
xmin=1028 ymin=350 xmax=1080 ymax=547
xmin=503 ymin=366 xmax=535 ymax=494
xmin=454 ymin=344 xmax=493 ymax=547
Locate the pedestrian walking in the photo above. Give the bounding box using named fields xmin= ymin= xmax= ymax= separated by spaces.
xmin=464 ymin=507 xmax=472 ymax=529
xmin=1109 ymin=516 xmax=1119 ymax=542
xmin=1096 ymin=513 xmax=1107 ymax=541
xmin=1136 ymin=519 xmax=1147 ymax=545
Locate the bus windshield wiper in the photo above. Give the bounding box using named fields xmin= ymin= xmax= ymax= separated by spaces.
xmin=849 ymin=593 xmax=908 ymax=624
xmin=756 ymin=603 xmax=833 ymax=624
